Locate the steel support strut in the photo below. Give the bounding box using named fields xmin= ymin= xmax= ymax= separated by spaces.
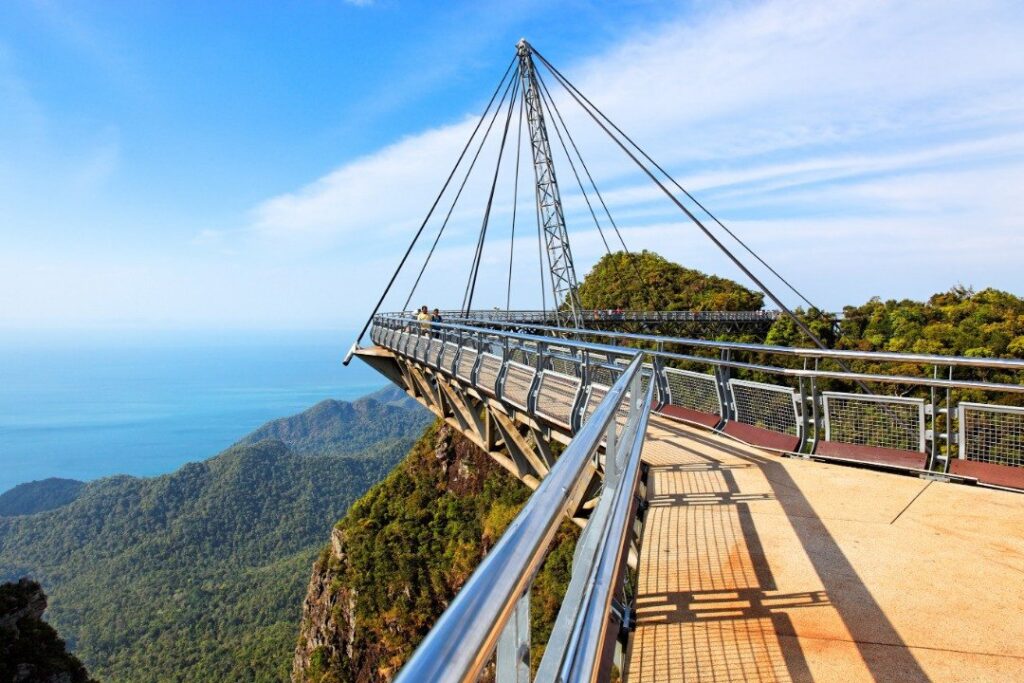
xmin=517 ymin=39 xmax=584 ymax=329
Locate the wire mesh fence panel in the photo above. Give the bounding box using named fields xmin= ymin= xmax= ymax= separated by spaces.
xmin=502 ymin=362 xmax=536 ymax=411
xmin=509 ymin=345 xmax=539 ymax=367
xmin=729 ymin=379 xmax=799 ymax=436
xmin=823 ymin=392 xmax=925 ymax=452
xmin=536 ymin=371 xmax=581 ymax=429
xmin=428 ymin=338 xmax=444 ymax=368
xmin=589 ymin=363 xmax=621 ymax=388
xmin=414 ymin=334 xmax=430 ymax=363
xmin=476 ymin=353 xmax=503 ymax=396
xmin=640 ymin=364 xmax=657 ymax=403
xmin=664 ymin=368 xmax=721 ymax=416
xmin=581 ymin=383 xmax=631 ymax=435
xmin=614 ymin=359 xmax=657 ymax=403
xmin=959 ymin=403 xmax=1024 ymax=467
xmin=547 ymin=346 xmax=580 ymax=377
xmin=398 ymin=332 xmax=412 ymax=357
xmin=456 ymin=348 xmax=478 ymax=384
xmin=440 ymin=342 xmax=460 ymax=375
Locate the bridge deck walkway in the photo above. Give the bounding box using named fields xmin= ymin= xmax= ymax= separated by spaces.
xmin=625 ymin=415 xmax=1024 ymax=682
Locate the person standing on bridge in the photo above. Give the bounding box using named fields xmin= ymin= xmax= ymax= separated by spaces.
xmin=417 ymin=305 xmax=431 ymax=333
xmin=431 ymin=308 xmax=443 ymax=335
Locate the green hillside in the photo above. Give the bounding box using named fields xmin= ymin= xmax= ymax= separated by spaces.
xmin=293 ymin=422 xmax=577 ymax=682
xmin=578 ymin=250 xmax=764 ymax=312
xmin=0 ymin=478 xmax=85 ymax=517
xmin=0 ymin=389 xmax=431 ymax=682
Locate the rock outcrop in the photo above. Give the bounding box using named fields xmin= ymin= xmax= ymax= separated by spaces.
xmin=0 ymin=578 xmax=95 ymax=683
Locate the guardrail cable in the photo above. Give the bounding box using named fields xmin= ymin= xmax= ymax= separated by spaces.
xmin=404 ymin=67 xmax=520 ymax=313
xmin=462 ymin=76 xmax=521 ymax=314
xmin=350 ymin=56 xmax=518 ymax=350
xmin=535 ymin=68 xmax=661 ymax=313
xmin=529 ymin=48 xmax=824 ymax=320
xmin=506 ymin=91 xmax=525 ymax=313
xmin=529 ymin=47 xmax=840 ymax=358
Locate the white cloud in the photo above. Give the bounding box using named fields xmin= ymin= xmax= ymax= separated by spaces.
xmin=21 ymin=0 xmax=1021 ymax=328
xmin=251 ymin=117 xmax=483 ymax=241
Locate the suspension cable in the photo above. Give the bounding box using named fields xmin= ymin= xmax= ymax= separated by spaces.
xmin=350 ymin=56 xmax=518 ymax=348
xmin=535 ymin=77 xmax=612 ymax=255
xmin=507 ymin=92 xmax=525 ymax=313
xmin=462 ymin=77 xmax=520 ymax=314
xmin=531 ymin=47 xmax=822 ymax=317
xmin=530 ymin=46 xmax=834 ymax=354
xmin=535 ymin=69 xmax=660 ymax=311
xmin=403 ymin=66 xmax=520 ymax=312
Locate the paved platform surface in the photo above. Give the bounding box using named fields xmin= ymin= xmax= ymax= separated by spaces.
xmin=624 ymin=416 xmax=1024 ymax=683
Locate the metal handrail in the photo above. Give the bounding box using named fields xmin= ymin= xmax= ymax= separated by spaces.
xmin=428 ymin=314 xmax=1024 ymax=372
xmin=372 ymin=315 xmax=1024 ymax=394
xmin=373 ymin=315 xmax=637 ymax=361
xmin=541 ymin=374 xmax=654 ymax=682
xmin=392 ymin=355 xmax=646 ymax=683
xmin=381 ymin=308 xmax=791 ymax=322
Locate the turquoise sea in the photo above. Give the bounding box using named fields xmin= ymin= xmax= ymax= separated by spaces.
xmin=0 ymin=330 xmax=384 ymax=494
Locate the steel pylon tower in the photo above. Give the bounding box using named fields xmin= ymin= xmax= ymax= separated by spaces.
xmin=517 ymin=39 xmax=584 ymax=328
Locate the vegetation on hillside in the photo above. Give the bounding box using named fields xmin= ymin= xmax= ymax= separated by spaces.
xmin=763 ymin=286 xmax=1024 ymax=358
xmin=294 ymin=422 xmax=577 ymax=682
xmin=578 ymin=250 xmax=764 ymax=312
xmin=0 ymin=478 xmax=85 ymax=517
xmin=0 ymin=391 xmax=431 ymax=682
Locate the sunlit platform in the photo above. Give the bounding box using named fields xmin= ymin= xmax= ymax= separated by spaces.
xmin=626 ymin=415 xmax=1024 ymax=682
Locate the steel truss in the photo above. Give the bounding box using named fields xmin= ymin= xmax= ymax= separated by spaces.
xmin=517 ymin=39 xmax=584 ymax=328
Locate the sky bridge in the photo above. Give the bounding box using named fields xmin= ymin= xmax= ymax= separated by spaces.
xmin=345 ymin=40 xmax=1024 ymax=682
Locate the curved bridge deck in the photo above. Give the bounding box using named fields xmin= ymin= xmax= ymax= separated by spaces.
xmin=628 ymin=415 xmax=1024 ymax=682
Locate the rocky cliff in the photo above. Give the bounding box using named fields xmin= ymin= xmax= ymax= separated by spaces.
xmin=292 ymin=422 xmax=578 ymax=683
xmin=0 ymin=578 xmax=95 ymax=683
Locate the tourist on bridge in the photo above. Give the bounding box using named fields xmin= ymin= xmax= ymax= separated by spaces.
xmin=431 ymin=309 xmax=443 ymax=335
xmin=417 ymin=305 xmax=431 ymax=332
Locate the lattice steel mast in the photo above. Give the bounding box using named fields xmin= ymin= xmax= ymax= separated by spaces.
xmin=517 ymin=39 xmax=584 ymax=328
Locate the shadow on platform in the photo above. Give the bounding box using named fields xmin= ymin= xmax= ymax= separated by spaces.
xmin=629 ymin=420 xmax=931 ymax=682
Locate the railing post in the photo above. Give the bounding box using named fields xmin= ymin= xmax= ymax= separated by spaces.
xmin=928 ymin=364 xmax=939 ymax=471
xmin=497 ymin=590 xmax=531 ymax=683
xmin=653 ymin=340 xmax=668 ymax=410
xmin=716 ymin=348 xmax=734 ymax=421
xmin=809 ymin=361 xmax=821 ymax=454
xmin=496 ymin=335 xmax=511 ymax=402
xmin=798 ymin=370 xmax=810 ymax=454
xmin=946 ymin=364 xmax=954 ymax=473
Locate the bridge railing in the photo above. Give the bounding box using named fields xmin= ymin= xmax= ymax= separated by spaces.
xmin=384 ymin=345 xmax=653 ymax=682
xmin=378 ymin=308 xmax=791 ymax=324
xmin=371 ymin=313 xmax=1024 ymax=490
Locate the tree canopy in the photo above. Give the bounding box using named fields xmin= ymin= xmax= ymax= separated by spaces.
xmin=577 ymin=250 xmax=764 ymax=312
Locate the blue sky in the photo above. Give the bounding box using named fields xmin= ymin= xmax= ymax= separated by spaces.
xmin=2 ymin=0 xmax=1023 ymax=332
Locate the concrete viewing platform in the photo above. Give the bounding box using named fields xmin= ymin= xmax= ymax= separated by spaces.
xmin=625 ymin=415 xmax=1024 ymax=682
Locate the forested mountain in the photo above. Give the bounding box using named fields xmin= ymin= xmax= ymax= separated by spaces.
xmin=578 ymin=250 xmax=764 ymax=312
xmin=239 ymin=385 xmax=423 ymax=455
xmin=0 ymin=388 xmax=431 ymax=682
xmin=767 ymin=285 xmax=1024 ymax=358
xmin=0 ymin=478 xmax=85 ymax=517
xmin=293 ymin=422 xmax=577 ymax=682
